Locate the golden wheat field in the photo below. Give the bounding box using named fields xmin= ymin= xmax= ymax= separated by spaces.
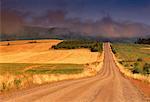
xmin=0 ymin=40 xmax=103 ymax=92
xmin=0 ymin=40 xmax=100 ymax=64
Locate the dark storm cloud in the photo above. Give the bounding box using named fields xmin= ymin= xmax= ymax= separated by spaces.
xmin=0 ymin=8 xmax=29 ymax=34
xmin=1 ymin=0 xmax=150 ymax=38
xmin=28 ymin=10 xmax=150 ymax=37
xmin=31 ymin=10 xmax=67 ymax=26
xmin=2 ymin=0 xmax=150 ymax=22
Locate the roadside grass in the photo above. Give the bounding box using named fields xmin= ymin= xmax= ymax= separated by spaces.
xmin=112 ymin=43 xmax=150 ymax=75
xmin=0 ymin=60 xmax=104 ymax=92
xmin=0 ymin=63 xmax=84 ymax=92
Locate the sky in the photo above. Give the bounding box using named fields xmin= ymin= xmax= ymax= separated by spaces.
xmin=1 ymin=0 xmax=150 ymax=38
xmin=1 ymin=0 xmax=150 ymax=24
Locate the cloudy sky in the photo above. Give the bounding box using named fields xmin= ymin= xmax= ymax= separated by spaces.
xmin=1 ymin=0 xmax=150 ymax=38
xmin=2 ymin=0 xmax=150 ymax=24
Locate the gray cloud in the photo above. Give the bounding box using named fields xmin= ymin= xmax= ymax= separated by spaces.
xmin=1 ymin=9 xmax=150 ymax=38
xmin=0 ymin=9 xmax=27 ymax=34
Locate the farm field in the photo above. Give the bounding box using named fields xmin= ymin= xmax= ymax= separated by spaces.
xmin=1 ymin=43 xmax=149 ymax=102
xmin=0 ymin=63 xmax=85 ymax=92
xmin=112 ymin=43 xmax=150 ymax=75
xmin=0 ymin=63 xmax=84 ymax=75
xmin=0 ymin=40 xmax=102 ymax=92
xmin=0 ymin=40 xmax=100 ymax=64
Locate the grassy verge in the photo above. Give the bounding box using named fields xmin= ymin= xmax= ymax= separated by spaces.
xmin=0 ymin=63 xmax=84 ymax=92
xmin=51 ymin=40 xmax=103 ymax=52
xmin=111 ymin=43 xmax=150 ymax=75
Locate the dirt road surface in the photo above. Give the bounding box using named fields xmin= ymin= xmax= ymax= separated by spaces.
xmin=0 ymin=43 xmax=147 ymax=102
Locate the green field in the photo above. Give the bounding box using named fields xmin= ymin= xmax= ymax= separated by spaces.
xmin=0 ymin=63 xmax=84 ymax=75
xmin=112 ymin=43 xmax=150 ymax=75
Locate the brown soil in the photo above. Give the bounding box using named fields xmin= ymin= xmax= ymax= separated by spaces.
xmin=129 ymin=78 xmax=150 ymax=97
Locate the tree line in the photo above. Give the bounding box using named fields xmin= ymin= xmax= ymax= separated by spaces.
xmin=135 ymin=38 xmax=150 ymax=44
xmin=51 ymin=40 xmax=103 ymax=52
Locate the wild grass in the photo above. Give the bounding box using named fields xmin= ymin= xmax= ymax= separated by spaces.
xmin=112 ymin=43 xmax=150 ymax=61
xmin=112 ymin=43 xmax=150 ymax=76
xmin=0 ymin=63 xmax=84 ymax=92
xmin=0 ymin=61 xmax=104 ymax=92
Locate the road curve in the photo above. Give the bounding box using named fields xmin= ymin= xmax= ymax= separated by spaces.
xmin=0 ymin=43 xmax=146 ymax=102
